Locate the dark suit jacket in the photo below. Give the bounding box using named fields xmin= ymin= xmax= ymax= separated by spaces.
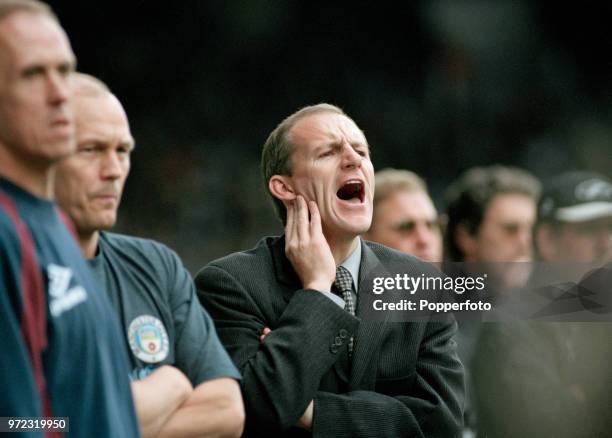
xmin=196 ymin=236 xmax=464 ymax=437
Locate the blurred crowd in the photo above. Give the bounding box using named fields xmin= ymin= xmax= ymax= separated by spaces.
xmin=365 ymin=165 xmax=612 ymax=437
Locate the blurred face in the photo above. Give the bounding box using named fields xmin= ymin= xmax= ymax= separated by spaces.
xmin=54 ymin=92 xmax=134 ymax=235
xmin=543 ymin=218 xmax=612 ymax=263
xmin=0 ymin=11 xmax=76 ymax=163
xmin=286 ymin=112 xmax=374 ymax=239
xmin=468 ymin=193 xmax=536 ymax=263
xmin=368 ymin=190 xmax=442 ymax=262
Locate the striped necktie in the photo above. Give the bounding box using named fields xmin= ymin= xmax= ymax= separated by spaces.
xmin=333 ymin=265 xmax=355 ymax=353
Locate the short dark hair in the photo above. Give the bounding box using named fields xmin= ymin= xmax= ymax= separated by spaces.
xmin=261 ymin=103 xmax=347 ymax=223
xmin=444 ymin=165 xmax=541 ymax=261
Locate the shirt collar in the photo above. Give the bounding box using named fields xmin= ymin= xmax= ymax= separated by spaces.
xmin=338 ymin=238 xmax=362 ymax=293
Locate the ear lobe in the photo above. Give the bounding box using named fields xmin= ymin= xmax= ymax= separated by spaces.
xmin=269 ymin=175 xmax=296 ymax=203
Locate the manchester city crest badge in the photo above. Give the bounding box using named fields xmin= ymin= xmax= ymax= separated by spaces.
xmin=128 ymin=315 xmax=169 ymax=363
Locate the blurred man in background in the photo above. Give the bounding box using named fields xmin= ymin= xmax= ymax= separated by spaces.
xmin=473 ymin=171 xmax=612 ymax=437
xmin=443 ymin=165 xmax=540 ymax=436
xmin=444 ymin=164 xmax=541 ymax=289
xmin=535 ymin=171 xmax=612 ymax=264
xmin=54 ymin=73 xmax=244 ymax=438
xmin=0 ymin=1 xmax=139 ymax=435
xmin=365 ymin=168 xmax=443 ymax=262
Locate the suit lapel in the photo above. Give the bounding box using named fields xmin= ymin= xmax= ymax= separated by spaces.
xmin=349 ymin=241 xmax=390 ymax=389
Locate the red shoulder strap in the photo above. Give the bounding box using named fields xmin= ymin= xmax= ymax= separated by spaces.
xmin=0 ymin=191 xmax=61 ymax=438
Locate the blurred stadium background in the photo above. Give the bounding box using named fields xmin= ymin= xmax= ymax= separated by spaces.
xmin=49 ymin=0 xmax=612 ymax=272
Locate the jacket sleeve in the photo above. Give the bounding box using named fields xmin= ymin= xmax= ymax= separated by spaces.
xmin=313 ymin=319 xmax=464 ymax=437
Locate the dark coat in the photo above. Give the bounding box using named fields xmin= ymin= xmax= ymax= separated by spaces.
xmin=196 ymin=236 xmax=464 ymax=437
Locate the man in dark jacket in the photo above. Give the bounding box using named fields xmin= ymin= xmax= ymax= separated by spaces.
xmin=197 ymin=103 xmax=464 ymax=437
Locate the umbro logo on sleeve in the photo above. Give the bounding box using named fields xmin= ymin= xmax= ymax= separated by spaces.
xmin=47 ymin=264 xmax=88 ymax=318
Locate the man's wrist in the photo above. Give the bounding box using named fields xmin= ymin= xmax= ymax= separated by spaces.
xmin=304 ymin=280 xmax=332 ymax=292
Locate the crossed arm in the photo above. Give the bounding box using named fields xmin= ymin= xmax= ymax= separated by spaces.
xmin=131 ymin=365 xmax=244 ymax=438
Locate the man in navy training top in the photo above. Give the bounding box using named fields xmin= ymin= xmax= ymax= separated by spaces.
xmin=54 ymin=72 xmax=245 ymax=438
xmin=0 ymin=1 xmax=140 ymax=436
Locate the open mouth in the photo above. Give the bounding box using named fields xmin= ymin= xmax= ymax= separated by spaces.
xmin=336 ymin=180 xmax=365 ymax=203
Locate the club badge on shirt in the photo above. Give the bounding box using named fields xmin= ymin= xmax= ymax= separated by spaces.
xmin=128 ymin=315 xmax=169 ymax=363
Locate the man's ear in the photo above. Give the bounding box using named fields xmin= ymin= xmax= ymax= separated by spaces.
xmin=269 ymin=175 xmax=296 ymax=204
xmin=455 ymin=222 xmax=477 ymax=261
